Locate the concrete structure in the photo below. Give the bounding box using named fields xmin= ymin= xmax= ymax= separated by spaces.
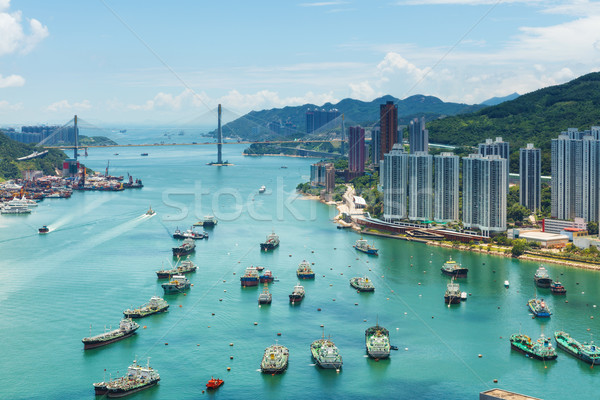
xmin=379 ymin=101 xmax=398 ymax=161
xmin=519 ymin=231 xmax=569 ymax=248
xmin=463 ymin=154 xmax=507 ymax=236
xmin=353 ymin=195 xmax=366 ymax=208
xmin=560 ymin=227 xmax=588 ymax=241
xmin=542 ymin=217 xmax=587 ymax=234
xmin=382 ymin=143 xmax=409 ymax=221
xmin=519 ymin=143 xmax=541 ymax=212
xmin=434 ymin=152 xmax=459 ymax=222
xmin=408 ymin=151 xmax=433 ymax=221
xmin=408 ymin=117 xmax=428 ymax=153
xmin=573 ymin=235 xmax=600 ymax=250
xmin=348 ymin=126 xmax=365 ymax=173
xmin=480 ymin=388 xmax=542 ymax=400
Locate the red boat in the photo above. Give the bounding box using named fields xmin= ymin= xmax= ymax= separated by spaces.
xmin=39 ymin=225 xmax=49 ymax=234
xmin=206 ymin=377 xmax=224 ymax=390
xmin=550 ymin=281 xmax=567 ymax=295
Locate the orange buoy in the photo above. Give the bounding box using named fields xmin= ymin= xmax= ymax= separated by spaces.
xmin=277 ymin=333 xmax=282 ymax=336
xmin=227 ymin=367 xmax=231 ymax=371
xmin=165 ymin=343 xmax=168 ymax=345
xmin=179 ymin=305 xmax=182 ymax=308
xmin=143 ymin=326 xmax=147 ymax=329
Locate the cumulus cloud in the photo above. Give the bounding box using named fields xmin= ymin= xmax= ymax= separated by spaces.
xmin=0 ymin=1 xmax=48 ymax=56
xmin=349 ymin=81 xmax=379 ymax=100
xmin=299 ymin=1 xmax=347 ymax=6
xmin=45 ymin=100 xmax=92 ymax=112
xmin=0 ymin=99 xmax=22 ymax=111
xmin=397 ymin=0 xmax=541 ymax=5
xmin=0 ymin=73 xmax=24 ymax=88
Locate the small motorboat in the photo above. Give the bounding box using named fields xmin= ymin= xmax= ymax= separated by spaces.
xmin=504 ymin=280 xmax=510 ymax=288
xmin=206 ymin=377 xmax=224 ymax=390
xmin=460 ymin=292 xmax=468 ymax=301
xmin=39 ymin=225 xmax=49 ymax=234
xmin=146 ymin=206 xmax=156 ymax=216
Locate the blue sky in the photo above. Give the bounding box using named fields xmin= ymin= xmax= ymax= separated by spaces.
xmin=1 ymin=0 xmax=599 ymax=125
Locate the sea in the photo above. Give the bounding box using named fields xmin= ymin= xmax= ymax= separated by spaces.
xmin=0 ymin=131 xmax=599 ymax=399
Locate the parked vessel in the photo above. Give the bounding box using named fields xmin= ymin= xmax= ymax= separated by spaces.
xmin=365 ymin=323 xmax=390 ymax=359
xmin=353 ymin=239 xmax=378 ymax=255
xmin=258 ymin=284 xmax=272 ymax=304
xmin=193 ymin=215 xmax=218 ymax=227
xmin=350 ymin=276 xmax=375 ymax=292
xmin=123 ymin=296 xmax=169 ymax=318
xmin=145 ymin=206 xmax=155 ymax=216
xmin=554 ymin=331 xmax=600 ymax=365
xmin=311 ymin=337 xmax=343 ymax=369
xmin=240 ymin=266 xmax=260 ymax=287
xmin=82 ymin=318 xmax=140 ymax=349
xmin=1 ymin=201 xmax=32 ymax=214
xmin=155 ymin=259 xmax=197 ymax=279
xmin=260 ymin=343 xmax=289 ymax=374
xmin=103 ymin=359 xmax=160 ymax=397
xmin=259 ymin=185 xmax=266 ymax=193
xmin=510 ymin=333 xmax=557 ymax=361
xmin=444 ymin=279 xmax=462 ymax=304
xmin=38 ymin=225 xmax=49 ymax=234
xmin=172 ymin=227 xmax=204 ymax=240
xmin=172 ymin=238 xmax=195 ymax=256
xmin=161 ymin=275 xmax=191 ymax=294
xmin=460 ymin=291 xmax=468 ymax=301
xmin=259 ymin=270 xmax=274 ymax=283
xmin=289 ymin=284 xmax=305 ymax=303
xmin=296 ymin=260 xmax=315 ymax=279
xmin=260 ymin=232 xmax=280 ymax=251
xmin=206 ymin=377 xmax=224 ymax=390
xmin=534 ymin=266 xmax=552 ymax=288
xmin=504 ymin=280 xmax=510 ymax=288
xmin=550 ymin=281 xmax=567 ymax=295
xmin=441 ymin=257 xmax=468 ymax=278
xmin=528 ymin=297 xmax=551 ymax=317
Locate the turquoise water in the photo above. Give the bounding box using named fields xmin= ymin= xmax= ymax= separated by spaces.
xmin=1 ymin=142 xmax=599 ymax=399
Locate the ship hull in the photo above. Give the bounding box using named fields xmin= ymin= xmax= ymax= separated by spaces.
xmin=260 ymin=276 xmax=274 ymax=283
xmin=261 ymin=366 xmax=286 ymax=374
xmin=260 ymin=243 xmax=278 ymax=251
xmin=556 ymin=337 xmax=600 ymax=365
xmin=444 ymin=295 xmax=461 ymax=304
xmin=172 ymin=247 xmax=194 ymax=256
xmin=289 ymin=295 xmax=304 ymax=303
xmin=510 ymin=343 xmax=557 ymax=361
xmin=258 ymin=297 xmax=272 ymax=304
xmin=94 ymin=384 xmax=109 ymax=395
xmin=124 ymin=306 xmax=169 ymax=318
xmin=350 ymin=282 xmax=375 ymax=292
xmin=366 ymin=350 xmax=390 ymax=359
xmin=441 ymin=268 xmax=468 ymax=278
xmin=106 ymin=380 xmax=159 ymax=398
xmin=240 ymin=278 xmax=259 ymax=287
xmin=83 ymin=330 xmax=138 ymax=350
xmin=353 ymin=246 xmax=378 ymax=255
xmin=534 ymin=278 xmax=552 ymax=288
xmin=297 ymin=273 xmax=315 ymax=280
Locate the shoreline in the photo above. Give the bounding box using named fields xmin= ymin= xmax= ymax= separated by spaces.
xmin=243 ymin=153 xmax=322 ymax=159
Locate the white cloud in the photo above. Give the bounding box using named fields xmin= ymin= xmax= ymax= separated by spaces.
xmin=0 ymin=73 xmax=24 ymax=87
xmin=45 ymin=100 xmax=92 ymax=112
xmin=349 ymin=81 xmax=379 ymax=100
xmin=396 ymin=0 xmax=541 ymax=5
xmin=0 ymin=99 xmax=22 ymax=111
xmin=376 ymin=52 xmax=432 ymax=81
xmin=0 ymin=1 xmax=48 ymax=56
xmin=299 ymin=1 xmax=347 ymax=6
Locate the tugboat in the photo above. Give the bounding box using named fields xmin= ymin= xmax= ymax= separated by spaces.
xmin=534 ymin=266 xmax=552 ymax=288
xmin=193 ymin=215 xmax=218 ymax=227
xmin=123 ymin=296 xmax=169 ymax=318
xmin=528 ymin=298 xmax=551 ymax=317
xmin=260 ymin=232 xmax=280 ymax=251
xmin=350 ymin=276 xmax=375 ymax=292
xmin=172 ymin=238 xmax=195 ymax=256
xmin=296 ymin=260 xmax=315 ymax=279
xmin=38 ymin=225 xmax=50 ymax=234
xmin=104 ymin=359 xmax=160 ymax=397
xmin=554 ymin=331 xmax=600 ymax=365
xmin=145 ymin=205 xmax=155 ymax=216
xmin=156 ymin=259 xmax=197 ymax=279
xmin=510 ymin=333 xmax=557 ymax=361
xmin=258 ymin=284 xmax=272 ymax=304
xmin=353 ymin=239 xmax=378 ymax=255
xmin=172 ymin=227 xmax=204 ymax=240
xmin=289 ymin=284 xmax=305 ymax=303
xmin=161 ymin=275 xmax=191 ymax=294
xmin=441 ymin=256 xmax=468 ymax=278
xmin=444 ymin=278 xmax=462 ymax=304
xmin=550 ymin=281 xmax=567 ymax=295
xmin=82 ymin=318 xmax=140 ymax=349
xmin=260 ymin=343 xmax=289 ymax=374
xmin=311 ymin=336 xmax=343 ymax=369
xmin=240 ymin=266 xmax=260 ymax=287
xmin=206 ymin=377 xmax=224 ymax=390
xmin=259 ymin=270 xmax=274 ymax=283
xmin=365 ymin=323 xmax=390 ymax=359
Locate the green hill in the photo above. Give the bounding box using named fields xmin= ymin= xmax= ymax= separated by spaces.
xmin=427 ymin=72 xmax=600 ymax=174
xmin=0 ymin=133 xmax=68 ymax=180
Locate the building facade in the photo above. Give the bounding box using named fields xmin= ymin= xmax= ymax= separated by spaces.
xmin=519 ymin=143 xmax=541 ymax=212
xmin=379 ymin=101 xmax=398 ymax=161
xmin=370 ymin=126 xmax=380 ymax=165
xmin=382 ymin=143 xmax=409 ymax=221
xmin=408 ymin=151 xmax=433 ymax=221
xmin=434 ymin=152 xmax=459 ymax=222
xmin=408 ymin=117 xmax=428 ymax=154
xmin=478 ymin=137 xmax=510 ymax=189
xmin=305 ymin=108 xmax=339 ymax=134
xmin=348 ymin=126 xmax=365 ymax=173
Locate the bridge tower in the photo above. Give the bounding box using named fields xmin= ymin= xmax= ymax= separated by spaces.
xmin=73 ymin=114 xmax=78 ymax=160
xmin=341 ymin=114 xmax=345 ymax=156
xmin=217 ymin=104 xmax=223 ymax=164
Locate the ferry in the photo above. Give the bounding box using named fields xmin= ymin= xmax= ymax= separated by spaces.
xmin=240 ymin=266 xmax=260 ymax=287
xmin=353 ymin=239 xmax=378 ymax=255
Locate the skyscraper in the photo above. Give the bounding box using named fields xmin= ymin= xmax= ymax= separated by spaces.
xmin=382 ymin=143 xmax=408 ymax=221
xmin=478 ymin=137 xmax=510 ymax=188
xmin=408 ymin=151 xmax=433 ymax=221
xmin=408 ymin=117 xmax=428 ymax=154
xmin=370 ymin=126 xmax=380 ymax=165
xmin=379 ymin=101 xmax=398 ymax=161
xmin=434 ymin=152 xmax=459 ymax=222
xmin=519 ymin=143 xmax=541 ymax=212
xmin=305 ymin=108 xmax=340 ymax=134
xmin=463 ymin=154 xmax=507 ymax=236
xmin=348 ymin=126 xmax=365 ymax=173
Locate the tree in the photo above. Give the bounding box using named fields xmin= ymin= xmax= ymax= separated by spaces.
xmin=507 ymin=203 xmax=530 ymax=223
xmin=511 ymin=239 xmax=528 ymax=257
xmin=588 ymin=221 xmax=599 ymax=235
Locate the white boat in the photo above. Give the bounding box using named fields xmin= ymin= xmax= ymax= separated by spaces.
xmin=461 ymin=292 xmax=468 ymax=301
xmin=1 ymin=201 xmax=32 ymax=214
xmin=504 ymin=280 xmax=510 ymax=288
xmin=259 ymin=185 xmax=266 ymax=193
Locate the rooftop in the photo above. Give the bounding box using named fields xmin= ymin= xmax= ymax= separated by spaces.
xmin=480 ymin=388 xmax=542 ymax=400
xmin=519 ymin=231 xmax=569 ymax=241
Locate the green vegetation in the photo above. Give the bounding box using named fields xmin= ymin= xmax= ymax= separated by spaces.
xmin=351 ymin=173 xmax=383 ymax=219
xmin=296 ymin=182 xmax=321 ymax=196
xmin=0 ymin=133 xmax=67 ymax=180
xmin=78 ymin=135 xmax=117 ymax=146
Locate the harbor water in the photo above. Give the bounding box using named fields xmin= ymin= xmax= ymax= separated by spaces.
xmin=1 ymin=141 xmax=599 ymax=399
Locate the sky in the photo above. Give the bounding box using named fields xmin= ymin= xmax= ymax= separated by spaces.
xmin=1 ymin=0 xmax=599 ymax=126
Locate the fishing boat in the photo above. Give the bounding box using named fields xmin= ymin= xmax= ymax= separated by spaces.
xmin=311 ymin=336 xmax=343 ymax=369
xmin=296 ymin=260 xmax=315 ymax=279
xmin=534 ymin=266 xmax=552 ymax=288
xmin=353 ymin=239 xmax=378 ymax=255
xmin=289 ymin=284 xmax=305 ymax=303
xmin=260 ymin=343 xmax=289 ymax=374
xmin=172 ymin=227 xmax=204 ymax=240
xmin=527 ymin=298 xmax=551 ymax=318
xmin=145 ymin=206 xmax=155 ymax=216
xmin=172 ymin=238 xmax=195 ymax=256
xmin=240 ymin=266 xmax=260 ymax=287
xmin=444 ymin=279 xmax=461 ymax=304
xmin=193 ymin=215 xmax=218 ymax=227
xmin=258 ymin=284 xmax=272 ymax=304
xmin=260 ymin=232 xmax=280 ymax=251
xmin=259 ymin=185 xmax=266 ymax=193
xmin=350 ymin=276 xmax=375 ymax=292
xmin=509 ymin=333 xmax=557 ymax=361
xmin=123 ymin=296 xmax=169 ymax=318
xmin=554 ymin=331 xmax=600 ymax=365
xmin=259 ymin=270 xmax=274 ymax=283
xmin=103 ymin=359 xmax=160 ymax=397
xmin=550 ymin=281 xmax=567 ymax=295
xmin=155 ymin=259 xmax=197 ymax=279
xmin=38 ymin=225 xmax=49 ymax=234
xmin=206 ymin=377 xmax=224 ymax=390
xmin=161 ymin=275 xmax=191 ymax=294
xmin=441 ymin=256 xmax=468 ymax=278
xmin=82 ymin=318 xmax=140 ymax=350
xmin=365 ymin=323 xmax=390 ymax=359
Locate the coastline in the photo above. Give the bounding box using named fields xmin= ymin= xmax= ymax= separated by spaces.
xmin=242 ymin=153 xmax=322 ymax=159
